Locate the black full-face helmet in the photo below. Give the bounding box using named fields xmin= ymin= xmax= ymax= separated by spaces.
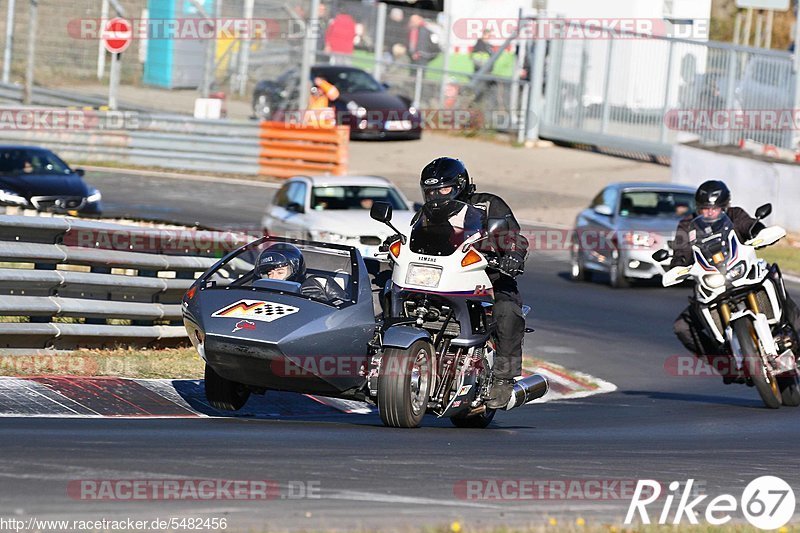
xmin=419 ymin=157 xmax=472 ymax=214
xmin=695 ymin=180 xmax=731 ymax=222
xmin=254 ymin=243 xmax=306 ymax=282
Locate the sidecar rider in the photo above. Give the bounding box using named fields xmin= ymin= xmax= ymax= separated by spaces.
xmin=670 ymin=180 xmax=800 ymax=380
xmin=417 ymin=157 xmax=530 ymax=408
xmin=255 ymin=243 xmax=348 ymax=303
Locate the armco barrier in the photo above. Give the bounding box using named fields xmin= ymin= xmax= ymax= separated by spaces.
xmin=258 ymin=121 xmax=349 ymax=179
xmin=0 ymin=215 xmax=253 ymax=351
xmin=672 ymin=143 xmax=800 ymax=233
xmin=0 ymin=109 xmax=350 ymax=177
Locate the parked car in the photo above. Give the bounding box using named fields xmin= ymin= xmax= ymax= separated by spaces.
xmin=735 ymin=56 xmax=792 ymax=111
xmin=262 ymin=175 xmax=419 ymax=258
xmin=570 ymin=182 xmax=696 ymax=288
xmin=252 ymin=65 xmax=423 ymax=140
xmin=0 ymin=146 xmax=101 ymax=215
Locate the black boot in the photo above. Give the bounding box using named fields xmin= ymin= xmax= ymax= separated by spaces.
xmin=487 ymin=378 xmax=514 ymax=409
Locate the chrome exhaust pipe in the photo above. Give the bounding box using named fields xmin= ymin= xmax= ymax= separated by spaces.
xmin=505 ymin=374 xmax=548 ymax=410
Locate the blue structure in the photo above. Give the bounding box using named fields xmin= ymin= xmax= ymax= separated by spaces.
xmin=143 ymin=0 xmax=213 ymax=89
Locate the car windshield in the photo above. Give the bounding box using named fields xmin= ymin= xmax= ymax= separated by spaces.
xmin=0 ymin=149 xmax=71 ymax=176
xmin=314 ymin=69 xmax=383 ymax=93
xmin=690 ymin=214 xmax=735 ymax=265
xmin=410 ymin=201 xmax=484 ymax=256
xmin=200 ymin=238 xmax=357 ymax=307
xmin=311 ymin=186 xmax=407 ymax=211
xmin=618 ymin=191 xmax=695 ymax=218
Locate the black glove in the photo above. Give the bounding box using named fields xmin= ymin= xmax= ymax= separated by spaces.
xmin=498 ymin=252 xmax=525 ymax=277
xmin=379 ymin=233 xmax=402 ymax=252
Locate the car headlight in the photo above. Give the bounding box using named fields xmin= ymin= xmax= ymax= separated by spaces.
xmin=0 ymin=189 xmax=29 ymax=206
xmin=405 ymin=264 xmax=442 ymax=288
xmin=703 ymin=273 xmax=726 ymax=288
xmin=86 ymin=190 xmax=102 ymax=203
xmin=346 ymin=101 xmax=367 ymax=118
xmin=726 ymin=262 xmax=747 ymax=281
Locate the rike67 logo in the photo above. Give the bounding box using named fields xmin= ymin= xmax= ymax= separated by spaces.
xmin=625 ymin=476 xmax=795 ymax=530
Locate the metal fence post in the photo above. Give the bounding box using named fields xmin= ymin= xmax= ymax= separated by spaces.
xmin=659 ymin=40 xmax=675 ymax=144
xmin=97 ymin=0 xmax=109 ymax=81
xmin=299 ymin=0 xmax=320 ymax=111
xmin=542 ymin=27 xmax=563 ymax=127
xmin=373 ymin=2 xmax=386 ymax=82
xmin=723 ymin=47 xmax=738 ymax=146
xmin=413 ymin=66 xmax=423 ymax=107
xmin=525 ymin=34 xmax=547 ymax=142
xmin=23 ymin=0 xmax=37 ymax=105
xmin=600 ymin=37 xmax=614 ymax=134
xmin=3 ymin=0 xmax=16 ymax=84
xmin=236 ymin=0 xmax=254 ymax=96
xmin=437 ymin=11 xmax=451 ymax=107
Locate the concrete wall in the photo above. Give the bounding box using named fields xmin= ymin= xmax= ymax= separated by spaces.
xmin=672 ymin=143 xmax=800 ymax=232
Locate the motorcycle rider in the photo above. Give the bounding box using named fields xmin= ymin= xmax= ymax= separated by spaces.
xmin=670 ymin=180 xmax=800 ymax=379
xmin=417 ymin=157 xmax=529 ymax=408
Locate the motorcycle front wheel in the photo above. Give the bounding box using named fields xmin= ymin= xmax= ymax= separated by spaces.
xmin=377 ymin=340 xmax=433 ymax=428
xmin=734 ymin=320 xmax=781 ymax=409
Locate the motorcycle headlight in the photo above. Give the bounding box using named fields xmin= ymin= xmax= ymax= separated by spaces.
xmin=0 ymin=189 xmax=29 ymax=206
xmin=726 ymin=262 xmax=747 ymax=282
xmin=703 ymin=273 xmax=726 ymax=288
xmin=405 ymin=264 xmax=442 ymax=288
xmin=86 ymin=189 xmax=102 ymax=203
xmin=346 ymin=101 xmax=367 ymax=118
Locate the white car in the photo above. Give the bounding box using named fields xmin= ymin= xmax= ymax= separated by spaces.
xmin=262 ymin=175 xmax=419 ymax=259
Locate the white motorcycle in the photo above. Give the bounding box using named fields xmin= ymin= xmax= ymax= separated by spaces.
xmin=654 ymin=204 xmax=800 ymax=409
xmin=368 ymin=200 xmax=548 ymax=428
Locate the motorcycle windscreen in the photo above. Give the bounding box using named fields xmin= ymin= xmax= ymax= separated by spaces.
xmin=410 ymin=201 xmax=483 ymax=256
xmin=690 ymin=214 xmax=735 ymax=267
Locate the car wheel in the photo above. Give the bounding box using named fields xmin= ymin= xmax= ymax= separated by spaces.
xmin=570 ymin=242 xmax=591 ymax=282
xmin=609 ymin=256 xmax=630 ymax=289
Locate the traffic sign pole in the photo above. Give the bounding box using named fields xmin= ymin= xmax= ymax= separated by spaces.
xmin=109 ymin=52 xmax=121 ymax=110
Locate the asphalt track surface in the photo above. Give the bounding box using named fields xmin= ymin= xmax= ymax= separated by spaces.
xmin=0 ymin=170 xmax=798 ymax=530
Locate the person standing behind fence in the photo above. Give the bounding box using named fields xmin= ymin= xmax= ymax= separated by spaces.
xmin=325 ymin=12 xmax=357 ymax=65
xmin=407 ymin=15 xmax=439 ymax=69
xmin=304 ymin=76 xmax=340 ymax=128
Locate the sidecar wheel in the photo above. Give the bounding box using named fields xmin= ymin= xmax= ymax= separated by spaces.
xmin=450 ymin=408 xmax=496 ymax=428
xmin=204 ymin=363 xmax=251 ymax=411
xmin=377 ymin=340 xmax=433 ymax=428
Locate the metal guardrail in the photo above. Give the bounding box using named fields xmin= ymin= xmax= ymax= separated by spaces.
xmin=0 ymin=215 xmax=248 ymax=351
xmin=0 ymin=112 xmax=264 ymax=175
xmin=0 ymin=82 xmax=154 ymax=113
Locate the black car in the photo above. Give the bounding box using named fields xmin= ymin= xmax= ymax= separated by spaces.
xmin=0 ymin=146 xmax=101 ymax=215
xmin=252 ymin=65 xmax=422 ymax=140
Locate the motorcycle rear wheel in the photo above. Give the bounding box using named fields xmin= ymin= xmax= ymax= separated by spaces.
xmin=377 ymin=340 xmax=433 ymax=428
xmin=734 ymin=320 xmax=781 ymax=409
xmin=450 ymin=408 xmax=496 ymax=428
xmin=778 ymin=374 xmax=800 ymax=407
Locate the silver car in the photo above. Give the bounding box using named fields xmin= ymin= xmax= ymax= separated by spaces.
xmin=570 ymin=183 xmax=696 ymax=288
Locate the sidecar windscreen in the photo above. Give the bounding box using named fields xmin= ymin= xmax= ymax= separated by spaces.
xmin=199 ymin=238 xmax=357 ymax=307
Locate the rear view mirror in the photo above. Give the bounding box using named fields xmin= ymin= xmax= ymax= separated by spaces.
xmin=370 ymin=201 xmax=392 ymax=223
xmin=652 ymin=249 xmax=670 ymax=262
xmin=594 ymin=205 xmax=613 ymax=216
xmin=755 ymin=203 xmax=772 ymax=220
xmin=74 ymin=168 xmax=85 ymax=177
xmin=487 ymin=216 xmax=510 ymax=235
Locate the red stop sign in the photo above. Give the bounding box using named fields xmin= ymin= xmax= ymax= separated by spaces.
xmin=102 ymin=17 xmax=132 ymax=54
